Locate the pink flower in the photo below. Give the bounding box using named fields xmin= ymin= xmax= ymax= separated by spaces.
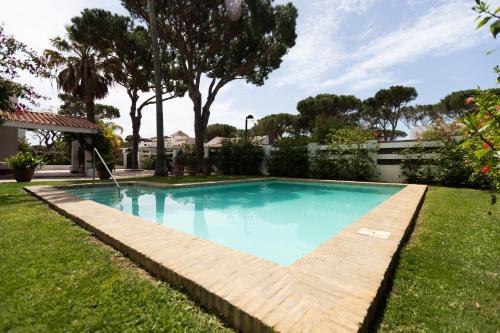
xmin=465 ymin=97 xmax=475 ymax=105
xmin=480 ymin=165 xmax=490 ymax=174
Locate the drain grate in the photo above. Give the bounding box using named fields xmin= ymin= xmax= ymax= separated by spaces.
xmin=357 ymin=227 xmax=391 ymax=239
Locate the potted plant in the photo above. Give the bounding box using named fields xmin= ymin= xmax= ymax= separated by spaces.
xmin=5 ymin=151 xmax=45 ymax=182
xmin=95 ymin=157 xmax=115 ymax=180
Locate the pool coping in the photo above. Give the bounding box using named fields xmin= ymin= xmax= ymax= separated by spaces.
xmin=25 ymin=178 xmax=426 ymax=332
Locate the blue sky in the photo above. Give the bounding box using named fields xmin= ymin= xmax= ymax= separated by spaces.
xmin=1 ymin=0 xmax=498 ymax=138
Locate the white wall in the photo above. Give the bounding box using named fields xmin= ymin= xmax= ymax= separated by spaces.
xmin=259 ymin=140 xmax=442 ymax=183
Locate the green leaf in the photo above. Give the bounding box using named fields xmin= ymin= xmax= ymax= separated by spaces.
xmin=477 ymin=16 xmax=492 ymax=29
xmin=494 ymin=7 xmax=500 ymax=15
xmin=491 ymin=20 xmax=500 ymax=38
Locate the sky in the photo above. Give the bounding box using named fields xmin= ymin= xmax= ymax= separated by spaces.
xmin=1 ymin=0 xmax=498 ymax=138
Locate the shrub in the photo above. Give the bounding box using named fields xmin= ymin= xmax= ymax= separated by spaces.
xmin=266 ymin=137 xmax=309 ymax=177
xmin=5 ymin=151 xmax=44 ymax=169
xmin=310 ymin=128 xmax=378 ymax=181
xmin=214 ymin=138 xmax=263 ymax=175
xmin=140 ymin=154 xmax=156 ymax=170
xmin=400 ymin=140 xmax=492 ymax=188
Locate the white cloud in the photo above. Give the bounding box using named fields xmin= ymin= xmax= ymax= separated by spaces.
xmin=320 ymin=0 xmax=484 ymax=92
xmin=271 ymin=0 xmax=376 ymax=87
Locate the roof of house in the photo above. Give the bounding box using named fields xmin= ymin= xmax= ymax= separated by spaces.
xmin=1 ymin=110 xmax=100 ymax=133
xmin=170 ymin=130 xmax=190 ymax=137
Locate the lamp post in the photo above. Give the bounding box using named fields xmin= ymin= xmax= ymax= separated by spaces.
xmin=245 ymin=115 xmax=254 ymax=139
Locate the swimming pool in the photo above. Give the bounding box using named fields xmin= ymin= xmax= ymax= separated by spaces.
xmin=66 ymin=180 xmax=403 ymax=265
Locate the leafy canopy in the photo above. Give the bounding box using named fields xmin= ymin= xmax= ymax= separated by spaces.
xmin=296 ymin=94 xmax=362 ymax=132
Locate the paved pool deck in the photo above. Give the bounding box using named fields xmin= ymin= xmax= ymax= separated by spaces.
xmin=25 ymin=178 xmax=426 ymax=333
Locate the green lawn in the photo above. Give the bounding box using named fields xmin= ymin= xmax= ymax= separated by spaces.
xmin=0 ymin=178 xmax=237 ymax=333
xmin=376 ymin=187 xmax=499 ymax=332
xmin=1 ymin=179 xmax=498 ymax=332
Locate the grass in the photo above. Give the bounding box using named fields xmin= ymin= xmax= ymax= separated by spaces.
xmin=1 ymin=177 xmax=498 ymax=332
xmin=376 ymin=187 xmax=499 ymax=332
xmin=0 ymin=177 xmax=243 ymax=333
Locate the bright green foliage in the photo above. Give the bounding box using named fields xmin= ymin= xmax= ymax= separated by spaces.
xmin=0 ymin=180 xmax=234 ymax=332
xmin=296 ymin=94 xmax=362 ymax=133
xmin=310 ymin=128 xmax=378 ymax=181
xmin=461 ymin=89 xmax=500 ymax=191
xmin=400 ymin=141 xmax=491 ymax=188
xmin=213 ymin=139 xmax=263 ymax=175
xmin=123 ymin=0 xmax=298 ymax=161
xmin=206 ymin=123 xmax=239 ymax=142
xmin=251 ymin=113 xmax=297 ymax=143
xmin=377 ymin=187 xmax=500 ymax=332
xmin=362 ymin=86 xmax=418 ymax=141
xmin=473 ymin=0 xmax=500 ymax=38
xmin=472 ymin=1 xmax=500 ymax=82
xmin=266 ymin=137 xmax=309 ymax=178
xmin=5 ymin=151 xmax=44 ymax=170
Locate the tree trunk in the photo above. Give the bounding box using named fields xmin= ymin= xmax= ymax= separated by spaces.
xmin=148 ymin=0 xmax=168 ymax=176
xmin=129 ymin=95 xmax=141 ymax=169
xmin=84 ymin=96 xmax=96 ymax=124
xmin=191 ymin=89 xmax=205 ymax=162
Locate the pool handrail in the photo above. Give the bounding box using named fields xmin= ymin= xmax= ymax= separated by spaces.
xmin=93 ymin=148 xmax=121 ymax=190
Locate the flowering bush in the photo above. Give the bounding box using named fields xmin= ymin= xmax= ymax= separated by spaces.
xmin=0 ymin=25 xmax=49 ymax=120
xmin=461 ymin=89 xmax=500 ymax=192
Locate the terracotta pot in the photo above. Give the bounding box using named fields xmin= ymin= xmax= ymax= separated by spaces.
xmin=13 ymin=169 xmax=35 ymax=182
xmin=97 ymin=168 xmax=111 ymax=180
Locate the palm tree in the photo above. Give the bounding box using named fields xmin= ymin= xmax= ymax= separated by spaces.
xmin=44 ymin=36 xmax=115 ymax=123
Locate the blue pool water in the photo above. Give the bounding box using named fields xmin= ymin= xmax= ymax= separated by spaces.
xmin=66 ymin=180 xmax=403 ymax=265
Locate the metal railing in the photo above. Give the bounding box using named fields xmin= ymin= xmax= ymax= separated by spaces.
xmin=93 ymin=148 xmax=120 ymax=190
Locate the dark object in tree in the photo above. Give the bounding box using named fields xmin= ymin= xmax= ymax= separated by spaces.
xmin=123 ymin=0 xmax=298 ymax=163
xmin=362 ymin=86 xmax=418 ymax=142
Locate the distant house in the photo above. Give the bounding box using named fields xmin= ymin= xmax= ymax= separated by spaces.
xmin=122 ymin=130 xmax=196 ymax=168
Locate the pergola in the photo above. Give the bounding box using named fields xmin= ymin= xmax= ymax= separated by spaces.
xmin=0 ymin=110 xmax=100 ymax=175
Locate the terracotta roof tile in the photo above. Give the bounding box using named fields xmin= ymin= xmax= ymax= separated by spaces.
xmin=1 ymin=110 xmax=100 ymax=131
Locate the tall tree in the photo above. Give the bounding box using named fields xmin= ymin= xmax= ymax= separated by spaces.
xmin=296 ymin=94 xmax=362 ymax=133
xmin=362 ymin=86 xmax=418 ymax=141
xmin=206 ymin=123 xmax=239 ymax=141
xmin=68 ymin=9 xmax=186 ymax=169
xmin=251 ymin=113 xmax=296 ymax=143
xmin=44 ymin=34 xmax=114 ymax=123
xmin=123 ymin=0 xmax=298 ymax=163
xmin=147 ymin=0 xmax=168 ymax=175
